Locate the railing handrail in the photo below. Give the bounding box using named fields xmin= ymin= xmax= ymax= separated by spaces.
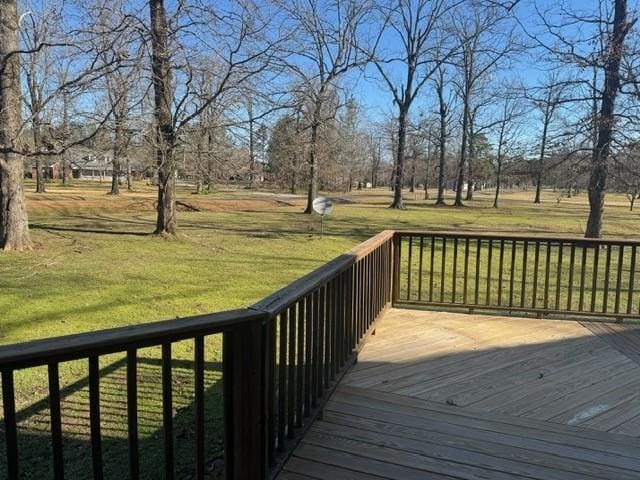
xmin=0 ymin=308 xmax=265 ymax=371
xmin=251 ymin=230 xmax=394 ymax=315
xmin=395 ymin=230 xmax=640 ymax=246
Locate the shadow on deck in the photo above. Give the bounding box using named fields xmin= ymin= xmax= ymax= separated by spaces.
xmin=277 ymin=308 xmax=640 ymax=480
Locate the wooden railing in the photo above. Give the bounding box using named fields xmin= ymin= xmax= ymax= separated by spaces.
xmin=0 ymin=230 xmax=394 ymax=480
xmin=394 ymin=231 xmax=640 ymax=321
xmin=251 ymin=230 xmax=393 ymax=472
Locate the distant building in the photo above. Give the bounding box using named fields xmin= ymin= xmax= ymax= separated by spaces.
xmin=27 ymin=150 xmax=150 ymax=181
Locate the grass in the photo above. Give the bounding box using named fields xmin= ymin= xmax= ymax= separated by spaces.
xmin=0 ymin=180 xmax=639 ymax=478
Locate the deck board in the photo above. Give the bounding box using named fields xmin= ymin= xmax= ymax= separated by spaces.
xmin=277 ymin=309 xmax=640 ymax=479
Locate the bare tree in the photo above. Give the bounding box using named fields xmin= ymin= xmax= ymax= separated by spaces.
xmin=452 ymin=1 xmax=517 ymax=207
xmin=528 ymin=0 xmax=637 ymax=237
xmin=491 ymin=90 xmax=525 ymax=208
xmin=277 ymin=0 xmax=373 ymax=213
xmin=586 ymin=0 xmax=634 ymax=236
xmin=433 ymin=64 xmax=454 ymax=205
xmin=20 ymin=3 xmax=60 ymax=193
xmin=366 ymin=129 xmax=383 ymax=188
xmin=149 ymin=0 xmax=176 ymax=234
xmin=373 ymin=0 xmax=459 ymax=209
xmin=149 ymin=0 xmax=279 ymax=234
xmin=526 ymin=72 xmax=569 ymax=204
xmin=93 ymin=2 xmax=146 ymax=196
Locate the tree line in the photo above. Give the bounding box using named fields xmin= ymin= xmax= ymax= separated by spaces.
xmin=0 ymin=0 xmax=638 ymax=252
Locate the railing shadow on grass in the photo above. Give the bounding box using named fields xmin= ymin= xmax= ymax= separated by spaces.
xmin=1 ymin=354 xmax=225 ymax=480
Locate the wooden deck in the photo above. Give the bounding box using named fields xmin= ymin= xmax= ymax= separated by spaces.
xmin=277 ymin=308 xmax=640 ymax=479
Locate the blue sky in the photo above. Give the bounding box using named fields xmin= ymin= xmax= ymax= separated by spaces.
xmin=343 ymin=0 xmax=637 ymax=139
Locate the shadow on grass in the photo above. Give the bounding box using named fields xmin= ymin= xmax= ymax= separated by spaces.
xmin=30 ymin=224 xmax=151 ymax=237
xmin=1 ymin=355 xmax=225 ymax=480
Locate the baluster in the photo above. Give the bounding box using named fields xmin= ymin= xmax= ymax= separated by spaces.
xmin=601 ymin=244 xmax=611 ymax=313
xmin=194 ymin=337 xmax=205 ymax=480
xmin=615 ymin=246 xmax=624 ymax=315
xmin=486 ymin=239 xmax=493 ymax=305
xmin=320 ymin=284 xmax=328 ymax=390
xmin=160 ymin=346 xmax=176 ymax=479
xmin=544 ymin=241 xmax=551 ymax=311
xmin=497 ymin=240 xmax=504 ymax=306
xmin=532 ymin=241 xmax=540 ymax=309
xmin=568 ymin=243 xmax=576 ymax=310
xmin=304 ymin=295 xmax=312 ymax=417
xmin=440 ymin=237 xmax=447 ymax=303
xmin=509 ymin=240 xmax=516 ymax=307
xmin=590 ymin=244 xmax=600 ymax=312
xmin=48 ymin=363 xmax=64 ymax=480
xmin=278 ymin=311 xmax=288 ymax=449
xmin=555 ymin=242 xmax=563 ymax=311
xmin=315 ymin=289 xmax=323 ymax=401
xmin=407 ymin=237 xmax=413 ymax=301
xmin=2 ymin=370 xmax=18 ymax=480
xmin=296 ymin=301 xmax=305 ymax=427
xmin=474 ymin=238 xmax=481 ymax=305
xmin=578 ymin=247 xmax=587 ymax=312
xmin=429 ymin=236 xmax=435 ymax=302
xmin=89 ymin=356 xmax=104 ymax=480
xmin=127 ymin=349 xmax=139 ymax=479
xmin=628 ymin=246 xmax=636 ymax=315
xmin=463 ymin=238 xmax=470 ymax=304
xmin=287 ymin=305 xmax=297 ymax=438
xmin=520 ymin=241 xmax=528 ymax=308
xmin=418 ymin=237 xmax=424 ymax=301
xmin=452 ymin=237 xmax=459 ymax=303
xmin=266 ymin=314 xmax=277 ymax=463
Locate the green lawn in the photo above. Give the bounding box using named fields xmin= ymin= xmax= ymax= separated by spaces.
xmin=1 ymin=181 xmax=639 ymax=478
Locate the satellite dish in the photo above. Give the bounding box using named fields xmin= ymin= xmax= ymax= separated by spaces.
xmin=312 ymin=197 xmax=332 ymax=239
xmin=312 ymin=196 xmax=333 ymax=216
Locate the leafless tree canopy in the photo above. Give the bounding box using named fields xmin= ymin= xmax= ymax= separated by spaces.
xmin=0 ymin=0 xmax=639 ymax=250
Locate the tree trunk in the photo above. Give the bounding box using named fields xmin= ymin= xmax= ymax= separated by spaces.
xmin=61 ymin=90 xmax=70 ymax=185
xmin=35 ymin=157 xmax=45 ymax=193
xmin=409 ymin=148 xmax=416 ymax=194
xmin=110 ymin=87 xmax=128 ymax=196
xmin=150 ymin=0 xmax=177 ymax=235
xmin=494 ymin=155 xmax=502 ymax=209
xmin=0 ymin=0 xmax=31 ymax=251
xmin=126 ymin=158 xmax=132 ymax=191
xmin=303 ymin=122 xmax=318 ymax=214
xmin=390 ymin=106 xmax=408 ymax=209
xmin=534 ymin=114 xmax=549 ymax=204
xmin=248 ymin=100 xmax=255 ymax=189
xmin=435 ymin=128 xmax=446 ymax=204
xmin=585 ymin=0 xmax=629 ymax=238
xmin=435 ymin=72 xmax=447 ymax=205
xmin=454 ymin=100 xmax=469 ymax=207
xmin=304 ymin=95 xmax=323 ymax=214
xmin=466 ymin=127 xmax=475 ymax=200
xmin=110 ymin=159 xmax=120 ymax=195
xmin=31 ymin=111 xmax=45 ymax=193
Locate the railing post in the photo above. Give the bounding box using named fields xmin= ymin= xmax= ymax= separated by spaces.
xmin=223 ymin=316 xmax=267 ymax=480
xmin=392 ymin=233 xmax=401 ymax=305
